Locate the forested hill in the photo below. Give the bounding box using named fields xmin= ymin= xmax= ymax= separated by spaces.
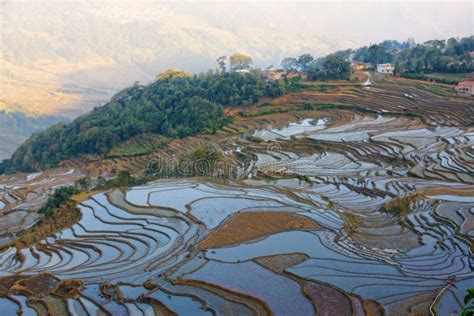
xmin=0 ymin=71 xmax=292 ymax=173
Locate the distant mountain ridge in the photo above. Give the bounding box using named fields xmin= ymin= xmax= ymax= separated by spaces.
xmin=2 ymin=2 xmax=471 ymax=117
xmin=1 ymin=2 xmax=472 ymax=163
xmin=0 ymin=111 xmax=66 ymax=161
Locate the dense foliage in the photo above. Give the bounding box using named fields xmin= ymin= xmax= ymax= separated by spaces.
xmin=463 ymin=288 xmax=474 ymax=316
xmin=282 ymin=36 xmax=473 ymax=79
xmin=352 ymin=36 xmax=474 ymax=73
xmin=38 ymin=186 xmax=78 ymax=217
xmin=281 ymin=53 xmax=351 ymax=81
xmin=0 ymin=71 xmax=290 ymax=173
xmin=307 ymin=54 xmax=351 ymax=81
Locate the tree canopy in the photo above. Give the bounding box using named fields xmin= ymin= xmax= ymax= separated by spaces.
xmin=280 ymin=36 xmax=473 ymax=79
xmin=307 ymin=54 xmax=351 ymax=80
xmin=229 ymin=53 xmax=253 ymax=71
xmin=156 ymin=69 xmax=192 ymax=80
xmin=0 ymin=70 xmax=290 ymax=173
xmin=353 ymin=36 xmax=473 ymax=73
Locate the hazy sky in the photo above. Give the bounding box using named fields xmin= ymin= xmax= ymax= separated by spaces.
xmin=3 ymin=1 xmax=473 ymax=65
xmin=1 ymin=0 xmax=473 ymax=116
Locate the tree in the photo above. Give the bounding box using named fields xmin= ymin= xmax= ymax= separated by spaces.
xmin=297 ymin=54 xmax=314 ymax=72
xmin=462 ymin=288 xmax=474 ymax=316
xmin=424 ymin=48 xmax=441 ymax=70
xmin=217 ymin=56 xmax=227 ymax=73
xmin=75 ymin=177 xmax=91 ymax=191
xmin=156 ymin=69 xmax=191 ymax=80
xmin=368 ymin=44 xmax=390 ymax=66
xmin=115 ymin=169 xmax=135 ymax=187
xmin=281 ymin=57 xmax=298 ymax=71
xmin=307 ymin=54 xmax=350 ymax=81
xmin=415 ymin=59 xmax=424 ymax=73
xmin=229 ymin=53 xmax=253 ymax=71
xmin=39 ymin=186 xmax=78 ymax=217
xmin=322 ymin=54 xmax=351 ymax=80
xmin=94 ymin=176 xmax=107 ymax=190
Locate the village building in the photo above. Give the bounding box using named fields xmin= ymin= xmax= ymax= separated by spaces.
xmin=235 ymin=69 xmax=250 ymax=75
xmin=376 ymin=63 xmax=394 ymax=75
xmin=351 ymin=61 xmax=373 ymax=71
xmin=351 ymin=62 xmax=365 ymax=71
xmin=286 ymin=70 xmax=306 ymax=80
xmin=262 ymin=69 xmax=286 ymax=80
xmin=455 ymin=80 xmax=474 ymax=95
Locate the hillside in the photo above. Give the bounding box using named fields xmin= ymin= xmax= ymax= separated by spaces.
xmin=0 ymin=71 xmax=293 ymax=173
xmin=2 ymin=2 xmax=471 ymax=117
xmin=1 ymin=73 xmax=473 ymax=316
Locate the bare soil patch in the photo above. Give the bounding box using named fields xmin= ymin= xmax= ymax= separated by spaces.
xmin=15 ymin=201 xmax=81 ymax=250
xmin=198 ymin=211 xmax=320 ymax=250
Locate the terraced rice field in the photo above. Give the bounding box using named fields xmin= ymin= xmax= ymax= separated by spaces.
xmin=0 ymin=109 xmax=473 ymax=315
xmin=0 ymin=169 xmax=84 ymax=244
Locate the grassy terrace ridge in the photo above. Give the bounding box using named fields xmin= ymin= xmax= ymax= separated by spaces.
xmin=402 ymin=72 xmax=474 ymax=84
xmin=12 ymin=73 xmax=469 ymax=180
xmin=1 ymin=65 xmax=472 ymax=176
xmin=0 ymin=84 xmax=472 ymax=314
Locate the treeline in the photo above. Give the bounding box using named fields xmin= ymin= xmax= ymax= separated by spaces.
xmin=281 ymin=53 xmax=351 ymax=81
xmin=351 ymin=36 xmax=473 ymax=73
xmin=280 ymin=36 xmax=473 ymax=80
xmin=0 ymin=71 xmax=294 ymax=173
xmin=39 ymin=186 xmax=78 ymax=217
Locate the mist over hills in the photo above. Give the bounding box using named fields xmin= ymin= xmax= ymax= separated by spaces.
xmin=0 ymin=1 xmax=472 ymax=160
xmin=2 ymin=1 xmax=472 ymax=116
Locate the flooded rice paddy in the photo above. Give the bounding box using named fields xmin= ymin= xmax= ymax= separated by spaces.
xmin=0 ymin=114 xmax=473 ymax=315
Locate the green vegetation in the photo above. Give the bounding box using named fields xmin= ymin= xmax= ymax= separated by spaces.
xmin=1 ymin=71 xmax=292 ymax=173
xmin=256 ymin=102 xmax=275 ymax=108
xmin=307 ymin=54 xmax=351 ymax=81
xmin=229 ymin=53 xmax=253 ymax=71
xmin=282 ymin=36 xmax=473 ymax=82
xmin=300 ymin=83 xmax=337 ymax=92
xmin=39 ymin=170 xmax=138 ymax=214
xmin=39 ymin=186 xmax=79 ymax=217
xmin=281 ymin=53 xmax=351 ymax=81
xmin=187 ymin=146 xmax=223 ymax=177
xmin=351 ymin=36 xmax=473 ymax=75
xmin=402 ymin=72 xmax=473 ymax=84
xmin=379 ymin=193 xmax=423 ymax=217
xmin=380 ymin=202 xmax=408 ymax=217
xmin=242 ymin=102 xmax=382 ymax=118
xmin=462 ymin=288 xmax=474 ymax=316
xmin=115 ymin=170 xmax=136 ymax=187
xmin=106 ymin=134 xmax=168 ymax=158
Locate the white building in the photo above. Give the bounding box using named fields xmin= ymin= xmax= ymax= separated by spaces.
xmin=455 ymin=81 xmax=474 ymax=95
xmin=235 ymin=69 xmax=250 ymax=75
xmin=377 ymin=63 xmax=394 ymax=75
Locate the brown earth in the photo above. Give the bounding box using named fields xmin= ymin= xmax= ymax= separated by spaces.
xmin=14 ymin=201 xmax=81 ymax=250
xmin=420 ymin=186 xmax=474 ymax=197
xmin=379 ymin=192 xmax=426 ymax=217
xmin=387 ymin=291 xmax=438 ymax=316
xmin=254 ymin=253 xmax=309 ymax=272
xmin=255 ymin=252 xmax=384 ymax=316
xmin=0 ymin=273 xmax=82 ymax=300
xmin=197 ymin=211 xmax=320 ymax=250
xmin=304 ymin=282 xmax=354 ymax=316
xmin=176 ymin=279 xmax=272 ymax=316
xmin=14 ymin=273 xmax=60 ymax=297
